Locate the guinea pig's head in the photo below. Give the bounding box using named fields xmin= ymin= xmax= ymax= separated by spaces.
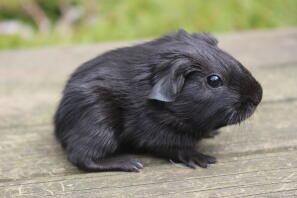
xmin=148 ymin=30 xmax=262 ymax=131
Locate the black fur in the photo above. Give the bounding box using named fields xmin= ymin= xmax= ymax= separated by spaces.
xmin=54 ymin=30 xmax=262 ymax=172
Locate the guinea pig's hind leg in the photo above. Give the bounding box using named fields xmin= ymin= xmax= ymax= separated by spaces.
xmin=57 ymin=88 xmax=144 ymax=172
xmin=74 ymin=155 xmax=144 ymax=172
xmin=64 ymin=125 xmax=144 ymax=172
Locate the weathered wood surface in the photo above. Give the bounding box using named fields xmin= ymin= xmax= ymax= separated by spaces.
xmin=1 ymin=28 xmax=297 ymax=198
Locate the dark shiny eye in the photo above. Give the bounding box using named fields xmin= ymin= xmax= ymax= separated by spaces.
xmin=207 ymin=75 xmax=223 ymax=88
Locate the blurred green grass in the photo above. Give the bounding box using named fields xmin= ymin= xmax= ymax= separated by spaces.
xmin=1 ymin=0 xmax=297 ymax=49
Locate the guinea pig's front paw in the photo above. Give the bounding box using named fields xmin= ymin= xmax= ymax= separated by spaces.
xmin=176 ymin=150 xmax=216 ymax=169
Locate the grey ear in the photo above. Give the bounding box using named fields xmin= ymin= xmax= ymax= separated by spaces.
xmin=174 ymin=30 xmax=218 ymax=46
xmin=193 ymin=33 xmax=218 ymax=46
xmin=148 ymin=64 xmax=186 ymax=102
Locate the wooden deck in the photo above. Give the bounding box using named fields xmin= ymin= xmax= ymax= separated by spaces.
xmin=1 ymin=28 xmax=297 ymax=198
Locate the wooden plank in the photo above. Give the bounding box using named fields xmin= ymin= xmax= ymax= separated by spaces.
xmin=251 ymin=63 xmax=297 ymax=102
xmin=1 ymin=151 xmax=296 ymax=198
xmin=218 ymin=28 xmax=297 ymax=68
xmin=153 ymin=183 xmax=297 ymax=198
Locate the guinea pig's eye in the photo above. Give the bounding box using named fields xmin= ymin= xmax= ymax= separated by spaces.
xmin=207 ymin=75 xmax=223 ymax=88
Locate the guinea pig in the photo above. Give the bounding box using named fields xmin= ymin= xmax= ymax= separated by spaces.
xmin=54 ymin=30 xmax=262 ymax=172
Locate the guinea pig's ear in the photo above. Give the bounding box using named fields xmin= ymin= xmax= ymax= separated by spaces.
xmin=192 ymin=33 xmax=218 ymax=46
xmin=148 ymin=63 xmax=188 ymax=102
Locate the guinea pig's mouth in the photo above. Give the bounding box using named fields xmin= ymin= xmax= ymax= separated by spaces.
xmin=227 ymin=103 xmax=257 ymax=125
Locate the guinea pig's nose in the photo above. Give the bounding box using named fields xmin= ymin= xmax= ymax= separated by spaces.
xmin=253 ymin=81 xmax=263 ymax=105
xmin=242 ymin=92 xmax=261 ymax=106
xmin=251 ymin=96 xmax=260 ymax=106
xmin=241 ymin=80 xmax=263 ymax=106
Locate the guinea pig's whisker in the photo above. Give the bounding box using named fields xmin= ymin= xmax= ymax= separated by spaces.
xmin=227 ymin=111 xmax=236 ymax=125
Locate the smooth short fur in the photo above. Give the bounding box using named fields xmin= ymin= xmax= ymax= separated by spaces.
xmin=54 ymin=30 xmax=262 ymax=172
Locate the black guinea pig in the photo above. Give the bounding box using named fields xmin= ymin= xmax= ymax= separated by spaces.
xmin=54 ymin=30 xmax=262 ymax=172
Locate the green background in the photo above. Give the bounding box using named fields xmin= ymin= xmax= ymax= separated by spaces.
xmin=0 ymin=0 xmax=296 ymax=49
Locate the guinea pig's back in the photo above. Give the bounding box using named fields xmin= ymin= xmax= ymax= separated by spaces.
xmin=68 ymin=46 xmax=152 ymax=91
